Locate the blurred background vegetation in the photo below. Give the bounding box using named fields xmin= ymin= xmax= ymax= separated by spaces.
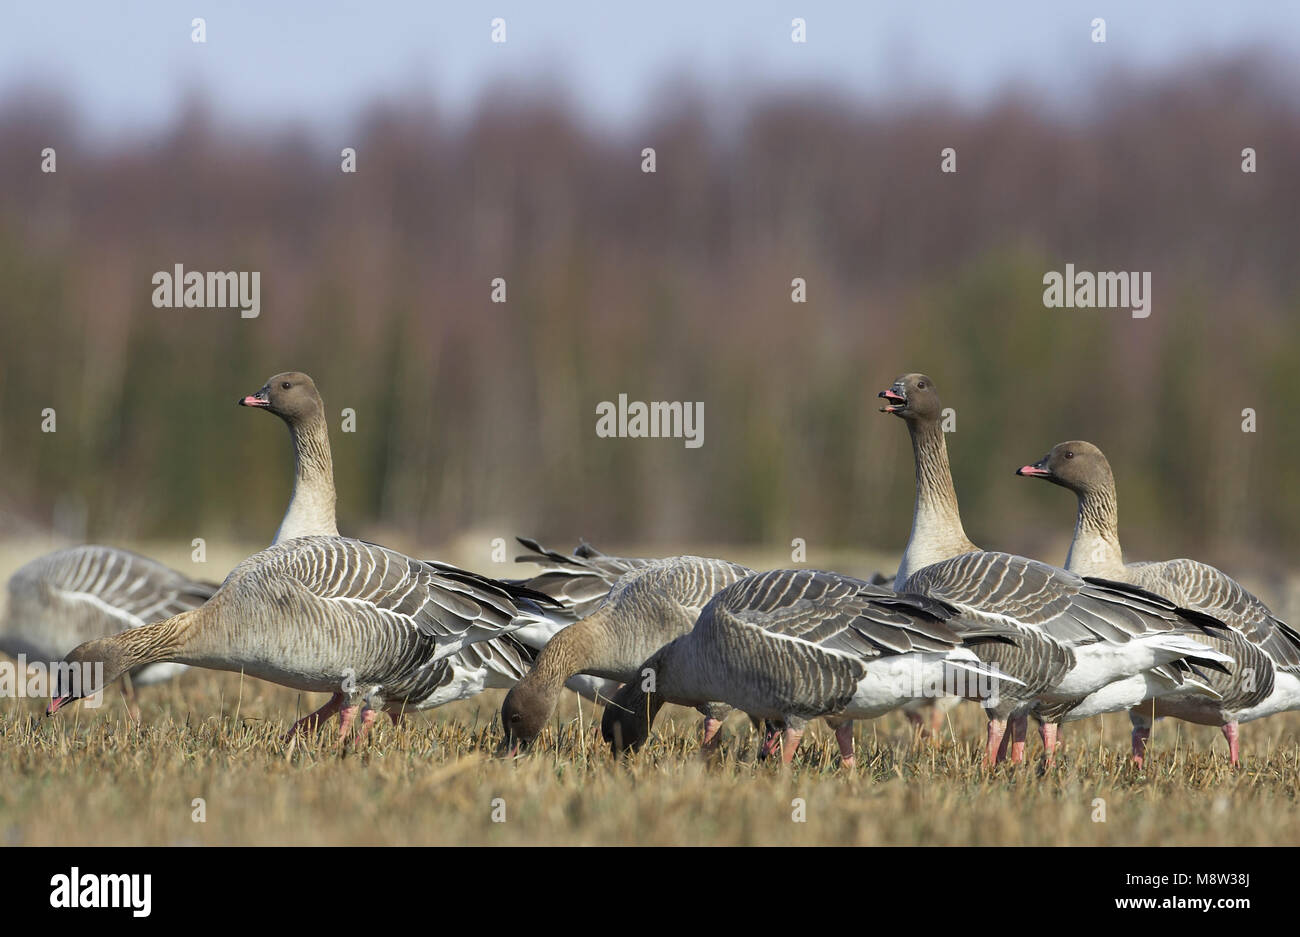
xmin=0 ymin=54 xmax=1297 ymax=579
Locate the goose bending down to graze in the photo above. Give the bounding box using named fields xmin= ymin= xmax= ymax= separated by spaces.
xmin=601 ymin=568 xmax=1026 ymax=764
xmin=1017 ymin=440 xmax=1300 ymax=765
xmin=499 ymin=554 xmax=753 ymax=755
xmin=239 ymin=371 xmax=568 ymax=737
xmin=1 ymin=546 xmax=216 ymax=718
xmin=878 ymin=373 xmax=1236 ymax=764
xmin=48 ymin=537 xmax=561 ymax=736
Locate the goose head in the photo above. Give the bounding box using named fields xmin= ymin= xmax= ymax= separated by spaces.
xmin=498 ymin=679 xmax=559 ymax=754
xmin=878 ymin=373 xmax=943 ymax=422
xmin=1017 ymin=440 xmax=1114 ymax=494
xmin=46 ymin=637 xmax=128 ymax=715
xmin=239 ymin=371 xmax=324 ymax=425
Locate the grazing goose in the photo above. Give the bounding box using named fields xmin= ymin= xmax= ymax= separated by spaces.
xmin=878 ymin=373 xmax=1235 ymax=764
xmin=500 ymin=554 xmax=753 ymax=754
xmin=600 ymin=568 xmax=1025 ymax=763
xmin=239 ymin=371 xmax=550 ymax=737
xmin=1017 ymin=440 xmax=1300 ymax=765
xmin=48 ymin=537 xmax=558 ymax=733
xmin=2 ymin=545 xmax=216 ymax=718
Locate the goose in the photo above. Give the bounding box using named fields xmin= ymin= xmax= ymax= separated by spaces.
xmin=239 ymin=371 xmax=561 ymax=738
xmin=499 ymin=554 xmax=753 ymax=755
xmin=878 ymin=373 xmax=1236 ymax=764
xmin=1017 ymin=439 xmax=1300 ymax=765
xmin=48 ymin=536 xmax=560 ymax=733
xmin=600 ymin=568 xmax=1026 ymax=763
xmin=2 ymin=545 xmax=216 ymax=718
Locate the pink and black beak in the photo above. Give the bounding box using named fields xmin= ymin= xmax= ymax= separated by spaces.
xmin=47 ymin=694 xmax=73 ymax=716
xmin=1016 ymin=455 xmax=1053 ymax=479
xmin=878 ymin=387 xmax=907 ymax=414
xmin=239 ymin=386 xmax=271 ymax=409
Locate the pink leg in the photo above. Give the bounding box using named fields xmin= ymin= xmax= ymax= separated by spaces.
xmin=337 ymin=702 xmax=359 ymax=744
xmin=1132 ymin=725 xmax=1150 ymax=769
xmin=985 ymin=718 xmax=1007 ymax=765
xmin=700 ymin=716 xmax=724 ymax=754
xmin=284 ymin=692 xmax=345 ymax=741
xmin=929 ymin=704 xmax=946 ymax=738
xmin=1222 ymin=721 xmax=1240 ymax=767
xmin=780 ymin=727 xmax=805 ymax=765
xmin=1008 ymin=714 xmax=1028 ymax=764
xmin=355 ymin=707 xmax=380 ymax=744
xmin=1040 ymin=722 xmax=1059 ymax=767
xmin=835 ymin=723 xmax=856 ymax=768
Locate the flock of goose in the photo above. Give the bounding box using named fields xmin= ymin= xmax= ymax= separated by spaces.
xmin=5 ymin=369 xmax=1299 ymax=770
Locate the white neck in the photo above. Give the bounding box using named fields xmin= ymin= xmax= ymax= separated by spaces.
xmin=272 ymin=415 xmax=339 ymax=544
xmin=896 ymin=418 xmax=978 ymax=583
xmin=1062 ymin=484 xmax=1124 ymax=578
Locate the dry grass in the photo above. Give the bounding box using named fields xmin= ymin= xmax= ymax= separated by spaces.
xmin=4 ymin=672 xmax=1300 ymax=847
xmin=4 ymin=538 xmax=1299 ymax=846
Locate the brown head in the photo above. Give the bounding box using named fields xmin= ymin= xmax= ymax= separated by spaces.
xmin=599 ymin=654 xmax=669 ymax=754
xmin=498 ymin=676 xmax=564 ymax=754
xmin=46 ymin=637 xmax=131 ymax=715
xmin=878 ymin=373 xmax=944 ymax=424
xmin=238 ymin=371 xmax=324 ymax=425
xmin=1016 ymin=440 xmax=1114 ymax=494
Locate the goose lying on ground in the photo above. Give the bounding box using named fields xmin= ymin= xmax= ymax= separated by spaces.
xmin=239 ymin=371 xmax=561 ymax=738
xmin=2 ymin=545 xmax=216 ymax=718
xmin=601 ymin=568 xmax=1025 ymax=764
xmin=500 ymin=554 xmax=752 ymax=754
xmin=48 ymin=537 xmax=559 ymax=730
xmin=879 ymin=373 xmax=1235 ymax=764
xmin=1017 ymin=439 xmax=1300 ymax=765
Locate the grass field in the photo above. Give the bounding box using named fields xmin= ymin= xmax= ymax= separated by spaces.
xmin=4 ymin=539 xmax=1300 ymax=846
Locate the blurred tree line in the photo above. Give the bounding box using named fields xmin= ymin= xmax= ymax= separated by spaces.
xmin=0 ymin=55 xmax=1297 ymax=576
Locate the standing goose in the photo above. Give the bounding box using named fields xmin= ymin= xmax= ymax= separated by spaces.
xmin=500 ymin=554 xmax=753 ymax=754
xmin=2 ymin=545 xmax=216 ymax=717
xmin=48 ymin=536 xmax=559 ymax=731
xmin=878 ymin=373 xmax=1235 ymax=764
xmin=239 ymin=371 xmax=548 ymax=737
xmin=600 ymin=568 xmax=1025 ymax=763
xmin=1017 ymin=439 xmax=1300 ymax=765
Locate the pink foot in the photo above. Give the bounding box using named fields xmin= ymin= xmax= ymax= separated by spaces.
xmin=338 ymin=703 xmax=359 ymax=744
xmin=780 ymin=728 xmax=805 ymax=765
xmin=355 ymin=707 xmax=379 ymax=744
xmin=986 ymin=718 xmax=1008 ymax=765
xmin=1222 ymin=721 xmax=1240 ymax=767
xmin=1040 ymin=722 xmax=1059 ymax=767
xmin=1131 ymin=726 xmax=1150 ymax=769
xmin=700 ymin=716 xmax=724 ymax=754
xmin=834 ymin=723 xmax=856 ymax=768
xmin=1008 ymin=714 xmax=1028 ymax=765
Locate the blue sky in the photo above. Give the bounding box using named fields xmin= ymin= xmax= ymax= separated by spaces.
xmin=1 ymin=1 xmax=1294 ymax=135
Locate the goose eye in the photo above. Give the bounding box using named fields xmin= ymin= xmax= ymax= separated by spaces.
xmin=1065 ymin=451 xmax=1074 ymax=459
xmin=281 ymin=382 xmax=291 ymax=390
xmin=917 ymin=381 xmax=927 ymax=389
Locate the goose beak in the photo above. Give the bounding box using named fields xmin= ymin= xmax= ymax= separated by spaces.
xmin=47 ymin=695 xmax=72 ymax=716
xmin=239 ymin=390 xmax=270 ymax=408
xmin=1016 ymin=460 xmax=1052 ymax=478
xmin=878 ymin=388 xmax=906 ymax=413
